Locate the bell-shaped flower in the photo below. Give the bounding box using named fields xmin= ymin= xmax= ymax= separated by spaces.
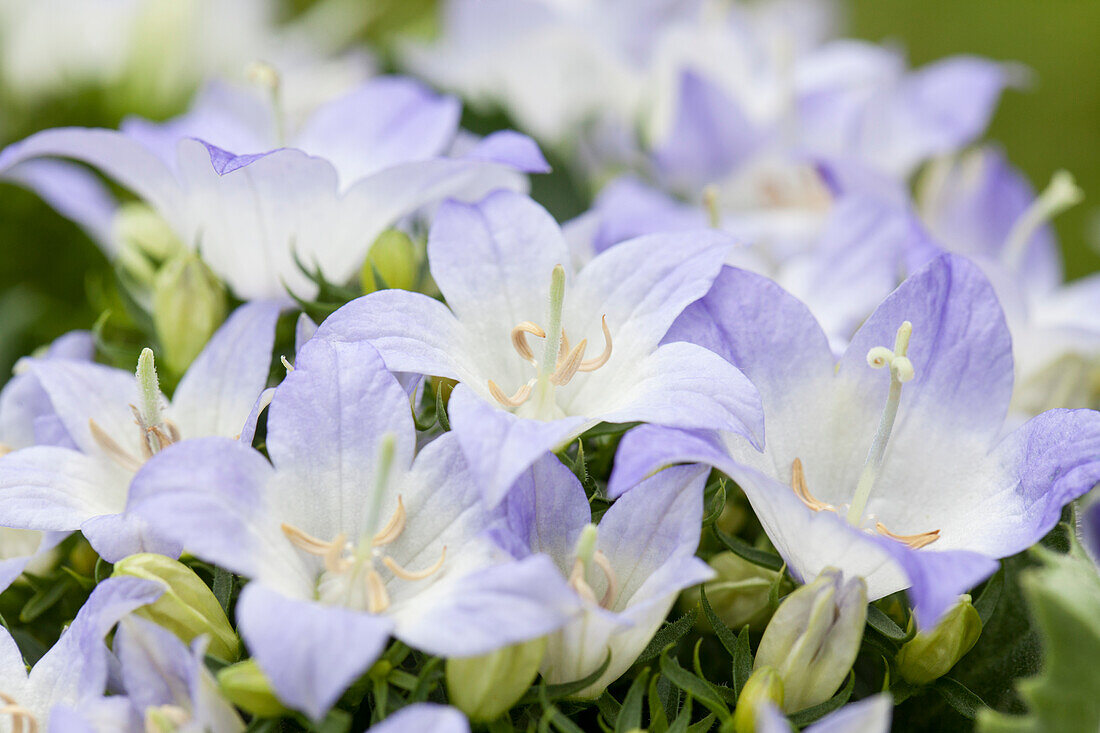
xmin=919 ymin=147 xmax=1100 ymax=416
xmin=0 ymin=300 xmax=282 ymax=561
xmin=0 ymin=576 xmax=163 ymax=732
xmin=0 ymin=330 xmax=94 ymax=591
xmin=372 ymin=703 xmax=470 ymax=733
xmin=610 ymin=254 xmax=1100 ymax=628
xmin=491 ymin=455 xmax=714 ymax=697
xmin=114 ymin=616 xmax=244 ymax=733
xmin=0 ymin=75 xmax=547 ymax=300
xmin=127 ymin=337 xmax=579 ymax=721
xmin=315 ymin=190 xmax=762 ymax=505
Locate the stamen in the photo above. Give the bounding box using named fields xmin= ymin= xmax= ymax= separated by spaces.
xmin=0 ymin=692 xmax=37 ymax=733
xmin=567 ymin=559 xmax=600 ymax=605
xmin=488 ymin=378 xmax=534 ymax=407
xmin=790 ymin=458 xmax=835 ymax=513
xmin=365 ymin=568 xmax=390 ymax=613
xmin=382 ymin=546 xmax=447 ymax=581
xmin=875 ymin=522 xmax=941 ymax=549
xmin=282 ymin=523 xmax=335 ymax=555
xmin=371 ymin=496 xmax=406 ymax=547
xmin=0 ymin=444 xmax=11 ymax=458
xmin=511 ymin=322 xmax=545 ymax=364
xmin=1003 ymin=170 xmax=1082 ymax=269
xmin=550 ymin=339 xmax=587 ymax=386
xmin=847 ymin=322 xmax=914 ymax=526
xmin=577 ymin=316 xmax=612 ymax=372
xmin=703 ymin=185 xmax=721 ymax=228
xmin=280 ymin=355 xmax=294 ymax=374
xmin=88 ymin=419 xmax=144 ymax=472
xmin=592 ymin=550 xmax=619 ymax=608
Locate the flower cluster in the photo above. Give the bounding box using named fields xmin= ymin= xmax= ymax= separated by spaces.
xmin=0 ymin=1 xmax=1098 ymax=732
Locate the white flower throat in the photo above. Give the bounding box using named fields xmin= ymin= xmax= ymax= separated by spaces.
xmin=278 ymin=435 xmax=447 ymax=613
xmin=791 ymin=322 xmax=941 ymax=550
xmin=89 ymin=348 xmax=180 ymax=473
xmin=0 ymin=691 xmax=37 ymax=733
xmin=566 ymin=524 xmax=619 ymax=610
xmin=488 ymin=265 xmax=613 ymax=420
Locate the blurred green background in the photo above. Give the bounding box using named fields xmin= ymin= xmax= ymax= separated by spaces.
xmin=0 ymin=0 xmax=1097 ymax=380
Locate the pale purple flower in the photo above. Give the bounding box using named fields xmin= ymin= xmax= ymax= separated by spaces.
xmin=0 ymin=300 xmax=282 ymax=562
xmin=611 ymin=254 xmax=1100 ymax=627
xmin=0 ymin=577 xmax=162 ymax=733
xmin=757 ymin=694 xmax=892 ymax=733
xmin=315 ymin=190 xmax=763 ymax=505
xmin=372 ymin=703 xmax=469 ymax=733
xmin=491 ymin=456 xmax=713 ymax=696
xmin=114 ymin=617 xmax=243 ymax=733
xmin=127 ymin=337 xmax=578 ymax=721
xmin=0 ymin=76 xmax=547 ymax=300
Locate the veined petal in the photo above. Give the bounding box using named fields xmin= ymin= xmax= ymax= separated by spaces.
xmin=462 ymin=130 xmax=550 ymax=173
xmin=236 ymin=583 xmax=393 ymax=723
xmin=447 ymin=384 xmax=588 ymax=507
xmin=171 ymin=299 xmax=283 ymax=439
xmin=372 ymin=704 xmax=469 ymax=733
xmin=265 ymin=339 xmax=416 ymax=542
xmin=494 ymin=453 xmax=591 ymax=566
xmin=0 ymin=446 xmax=127 ymax=531
xmin=80 ymin=512 xmax=182 ymax=564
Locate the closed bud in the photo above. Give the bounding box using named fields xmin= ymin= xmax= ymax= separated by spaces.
xmin=361 ymin=229 xmax=420 ymax=294
xmin=112 ymin=553 xmax=239 ymax=661
xmin=153 ymin=253 xmax=227 ymax=374
xmin=114 ymin=202 xmax=184 ymax=264
xmin=144 ymin=705 xmax=190 ymax=733
xmin=446 ymin=636 xmax=547 ymax=722
xmin=217 ymin=659 xmax=289 ymax=718
xmin=733 ymin=666 xmax=784 ymax=733
xmin=684 ymin=552 xmax=786 ymax=632
xmin=897 ymin=595 xmax=982 ymax=685
xmin=755 ymin=568 xmax=866 ymax=712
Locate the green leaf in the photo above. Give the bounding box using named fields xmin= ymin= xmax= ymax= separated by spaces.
xmin=94 ymin=558 xmax=112 ymax=584
xmin=935 ymin=676 xmax=987 ymax=720
xmin=520 ymin=652 xmax=612 ymax=704
xmin=615 ymin=669 xmax=650 ymax=733
xmin=537 ymin=684 xmax=587 ymax=733
xmin=699 ymin=585 xmax=739 ymax=657
xmin=659 ymin=648 xmax=732 ymax=723
xmin=19 ymin=575 xmax=74 ymax=623
xmin=634 ymin=610 xmax=697 ymax=667
xmin=315 ymin=708 xmax=354 ymax=733
xmin=731 ymin=626 xmax=753 ymax=698
xmin=59 ymin=567 xmax=95 ymax=591
xmin=667 ymin=694 xmax=692 ymax=733
xmin=701 ymin=479 xmax=726 ymax=527
xmin=579 ymin=422 xmax=640 ymax=439
xmin=973 ymin=565 xmax=1005 ymax=626
xmin=714 ymin=529 xmax=784 ymax=571
xmin=212 ymin=567 xmax=234 ymax=615
xmin=788 ymin=671 xmax=855 ymax=727
xmin=648 ymin=673 xmax=669 ymax=733
xmin=866 ymin=603 xmax=908 ymax=641
xmin=977 ymin=545 xmax=1100 ymax=732
xmin=435 ymin=380 xmax=450 ymax=432
xmin=596 ymin=691 xmax=621 ymax=729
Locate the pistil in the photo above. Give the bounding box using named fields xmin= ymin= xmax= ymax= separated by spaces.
xmin=1002 ymin=170 xmax=1082 ymax=269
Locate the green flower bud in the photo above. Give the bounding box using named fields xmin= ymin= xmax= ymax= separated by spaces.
xmin=733 ymin=666 xmax=785 ymax=733
xmin=114 ymin=202 xmax=184 ymax=264
xmin=217 ymin=659 xmax=290 ymax=718
xmin=897 ymin=595 xmax=982 ymax=685
xmin=112 ymin=553 xmax=239 ymax=661
xmin=446 ymin=636 xmax=547 ymax=722
xmin=361 ymin=229 xmax=420 ymax=294
xmin=152 ymin=253 xmax=227 ymax=374
xmin=144 ymin=705 xmax=190 ymax=733
xmin=755 ymin=568 xmax=866 ymax=712
xmin=684 ymin=551 xmax=785 ymax=632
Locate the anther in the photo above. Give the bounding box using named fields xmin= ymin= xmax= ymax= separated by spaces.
xmin=280 ymin=355 xmax=294 ymax=374
xmin=488 ymin=378 xmax=534 ymax=407
xmin=371 ymin=497 xmax=406 ymax=547
xmin=89 ymin=419 xmax=144 ymax=473
xmin=591 ymin=550 xmax=619 ymax=608
xmin=578 ymin=315 xmax=612 ymax=372
xmin=550 ymin=339 xmax=587 ymax=386
xmin=382 ymin=546 xmax=447 ymax=581
xmin=281 ymin=524 xmax=353 ymax=571
xmin=790 ymin=458 xmax=835 ymax=513
xmin=875 ymin=522 xmax=941 ymax=550
xmin=365 ymin=569 xmax=390 ymax=613
xmin=0 ymin=692 xmax=37 ymax=733
xmin=511 ymin=322 xmax=546 ymax=364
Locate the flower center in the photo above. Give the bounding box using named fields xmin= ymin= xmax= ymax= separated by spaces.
xmin=790 ymin=322 xmax=941 ymax=550
xmin=487 ymin=265 xmax=613 ymax=418
xmin=566 ymin=524 xmax=619 ymax=610
xmin=279 ymin=435 xmax=446 ymax=613
xmin=0 ymin=691 xmax=38 ymax=733
xmin=89 ymin=348 xmax=179 ymax=472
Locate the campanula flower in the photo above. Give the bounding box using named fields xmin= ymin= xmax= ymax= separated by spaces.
xmin=756 ymin=694 xmax=893 ymax=733
xmin=0 ymin=76 xmax=547 ymax=300
xmin=611 ymin=254 xmax=1100 ymax=627
xmin=315 ymin=189 xmax=762 ymax=505
xmin=0 ymin=301 xmax=282 ymax=561
xmin=127 ymin=337 xmax=578 ymax=721
xmin=491 ymin=455 xmax=714 ymax=696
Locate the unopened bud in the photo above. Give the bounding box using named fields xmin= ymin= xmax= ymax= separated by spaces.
xmin=112 ymin=554 xmax=239 ymax=661
xmin=897 ymin=595 xmax=982 ymax=685
xmin=114 ymin=202 xmax=184 ymax=264
xmin=446 ymin=636 xmax=547 ymax=722
xmin=361 ymin=229 xmax=420 ymax=294
xmin=733 ymin=666 xmax=784 ymax=733
xmin=217 ymin=659 xmax=290 ymax=718
xmin=686 ymin=552 xmax=786 ymax=632
xmin=144 ymin=705 xmax=190 ymax=733
xmin=153 ymin=253 xmax=227 ymax=374
xmin=755 ymin=568 xmax=866 ymax=712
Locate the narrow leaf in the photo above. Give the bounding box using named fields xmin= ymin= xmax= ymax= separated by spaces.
xmin=635 ymin=610 xmax=697 ymax=666
xmin=715 ymin=530 xmax=783 ymax=571
xmin=935 ymin=676 xmax=987 ymax=720
xmin=615 ymin=670 xmax=650 ymax=733
xmin=659 ymin=649 xmax=731 ymax=723
xmin=700 ymin=586 xmax=739 ymax=657
xmin=866 ymin=604 xmax=907 ymax=641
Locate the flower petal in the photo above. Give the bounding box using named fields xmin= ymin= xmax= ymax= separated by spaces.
xmin=372 ymin=704 xmax=470 ymax=733
xmin=0 ymin=446 xmax=126 ymax=531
